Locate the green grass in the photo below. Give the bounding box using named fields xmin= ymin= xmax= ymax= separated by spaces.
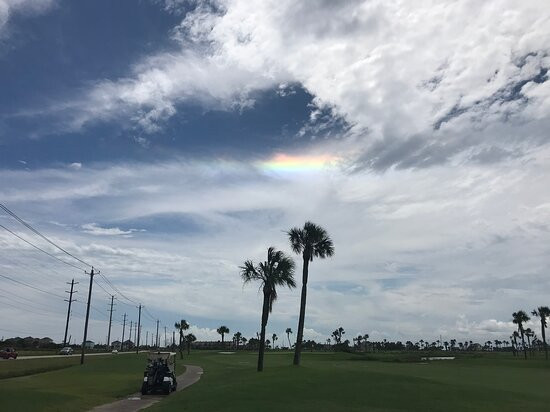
xmin=1 ymin=350 xmax=549 ymax=411
xmin=149 ymin=350 xmax=550 ymax=412
xmin=0 ymin=356 xmax=80 ymax=379
xmin=0 ymin=353 xmax=185 ymax=411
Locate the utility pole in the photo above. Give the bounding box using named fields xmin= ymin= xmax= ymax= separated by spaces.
xmin=136 ymin=304 xmax=142 ymax=354
xmin=129 ymin=321 xmax=133 ymax=348
xmin=156 ymin=320 xmax=159 ymax=349
xmin=81 ymin=267 xmax=97 ymax=365
xmin=164 ymin=326 xmax=167 ymax=348
xmin=107 ymin=295 xmax=116 ymax=347
xmin=146 ymin=331 xmax=149 ymax=348
xmin=172 ymin=331 xmax=175 ymax=348
xmin=63 ymin=279 xmax=78 ymax=347
xmin=121 ymin=313 xmax=127 ymax=351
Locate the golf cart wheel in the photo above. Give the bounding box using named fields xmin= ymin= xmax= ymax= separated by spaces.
xmin=141 ymin=383 xmax=148 ymax=395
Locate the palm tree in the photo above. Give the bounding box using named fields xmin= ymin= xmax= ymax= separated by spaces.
xmin=185 ymin=333 xmax=196 ymax=355
xmin=174 ymin=319 xmax=189 ymax=359
xmin=512 ymin=310 xmax=530 ymax=359
xmin=217 ymin=326 xmax=230 ymax=347
xmin=286 ymin=328 xmax=293 ymax=348
xmin=532 ymin=306 xmax=550 ymax=360
xmin=234 ymin=332 xmax=242 ymax=350
xmin=272 ymin=333 xmax=278 ymax=349
xmin=288 ymin=221 xmax=334 ymax=366
xmin=240 ymin=246 xmax=296 ymax=372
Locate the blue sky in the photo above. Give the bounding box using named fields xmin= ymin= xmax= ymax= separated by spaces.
xmin=1 ymin=0 xmax=550 ymax=345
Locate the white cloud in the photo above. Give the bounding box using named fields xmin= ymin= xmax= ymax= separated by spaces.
xmin=81 ymin=223 xmax=142 ymax=237
xmin=30 ymin=0 xmax=550 ymax=170
xmin=68 ymin=162 xmax=82 ymax=170
xmin=0 ymin=0 xmax=54 ymax=34
xmin=1 ymin=146 xmax=549 ymax=342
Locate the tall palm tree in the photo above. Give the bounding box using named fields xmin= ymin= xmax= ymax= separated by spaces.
xmin=532 ymin=306 xmax=550 ymax=360
xmin=174 ymin=319 xmax=189 ymax=359
xmin=512 ymin=310 xmax=530 ymax=360
xmin=288 ymin=221 xmax=334 ymax=366
xmin=217 ymin=326 xmax=230 ymax=347
xmin=286 ymin=328 xmax=293 ymax=348
xmin=272 ymin=333 xmax=278 ymax=349
xmin=241 ymin=246 xmax=296 ymax=372
xmin=511 ymin=333 xmax=518 ymax=356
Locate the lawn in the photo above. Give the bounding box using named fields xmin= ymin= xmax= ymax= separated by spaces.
xmin=1 ymin=350 xmax=548 ymax=411
xmin=149 ymin=350 xmax=550 ymax=412
xmin=0 ymin=353 xmax=185 ymax=411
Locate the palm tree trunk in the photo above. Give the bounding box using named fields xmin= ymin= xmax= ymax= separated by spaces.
xmin=293 ymin=256 xmax=309 ymax=366
xmin=542 ymin=320 xmax=548 ymax=361
xmin=520 ymin=331 xmax=527 ymax=360
xmin=257 ymin=293 xmax=270 ymax=372
xmin=287 ymin=332 xmax=291 ymax=348
xmin=179 ymin=332 xmax=183 ymax=360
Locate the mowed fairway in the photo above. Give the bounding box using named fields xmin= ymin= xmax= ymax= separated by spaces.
xmin=0 ymin=353 xmax=185 ymax=411
xmin=150 ymin=351 xmax=550 ymax=412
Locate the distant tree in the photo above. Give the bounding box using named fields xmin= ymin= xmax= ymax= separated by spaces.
xmin=513 ymin=310 xmax=530 ymax=359
xmin=217 ymin=326 xmax=230 ymax=346
xmin=241 ymin=246 xmax=296 ymax=371
xmin=234 ymin=332 xmax=242 ymax=350
xmin=511 ymin=332 xmax=519 ymax=356
xmin=286 ymin=328 xmax=293 ymax=348
xmin=525 ymin=328 xmax=534 ymax=355
xmin=444 ymin=341 xmax=449 ymax=351
xmin=532 ymin=306 xmax=550 ymax=360
xmin=272 ymin=333 xmax=278 ymax=349
xmin=265 ymin=339 xmax=271 ymax=349
xmin=174 ymin=320 xmax=189 ymax=359
xmin=288 ymin=221 xmax=334 ymax=366
xmin=185 ymin=333 xmax=196 ymax=355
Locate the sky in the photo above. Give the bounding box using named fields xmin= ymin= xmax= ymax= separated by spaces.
xmin=1 ymin=0 xmax=549 ymax=346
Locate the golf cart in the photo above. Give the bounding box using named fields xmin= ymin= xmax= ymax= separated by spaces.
xmin=141 ymin=352 xmax=177 ymax=395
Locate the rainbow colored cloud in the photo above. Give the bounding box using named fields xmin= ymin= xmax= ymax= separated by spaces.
xmin=259 ymin=153 xmax=340 ymax=172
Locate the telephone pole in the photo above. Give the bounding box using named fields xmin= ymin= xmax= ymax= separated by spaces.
xmin=156 ymin=320 xmax=159 ymax=348
xmin=107 ymin=295 xmax=116 ymax=347
xmin=136 ymin=304 xmax=142 ymax=354
xmin=63 ymin=279 xmax=78 ymax=347
xmin=164 ymin=326 xmax=167 ymax=348
xmin=146 ymin=331 xmax=149 ymax=348
xmin=121 ymin=313 xmax=127 ymax=351
xmin=81 ymin=267 xmax=97 ymax=365
xmin=129 ymin=321 xmax=133 ymax=348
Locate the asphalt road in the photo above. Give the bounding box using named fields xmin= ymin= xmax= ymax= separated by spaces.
xmin=15 ymin=350 xmax=173 ymax=360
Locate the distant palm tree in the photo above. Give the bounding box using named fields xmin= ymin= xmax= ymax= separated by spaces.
xmin=513 ymin=310 xmax=530 ymax=359
xmin=217 ymin=326 xmax=230 ymax=347
xmin=174 ymin=319 xmax=189 ymax=359
xmin=272 ymin=333 xmax=278 ymax=349
xmin=288 ymin=221 xmax=334 ymax=366
xmin=241 ymin=246 xmax=296 ymax=371
xmin=525 ymin=328 xmax=534 ymax=355
xmin=234 ymin=332 xmax=242 ymax=350
xmin=532 ymin=306 xmax=550 ymax=360
xmin=286 ymin=328 xmax=293 ymax=348
xmin=185 ymin=333 xmax=196 ymax=355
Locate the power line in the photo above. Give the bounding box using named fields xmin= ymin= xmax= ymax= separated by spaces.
xmin=0 ymin=223 xmax=86 ymax=272
xmin=0 ymin=273 xmax=65 ymax=299
xmin=0 ymin=203 xmax=91 ymax=268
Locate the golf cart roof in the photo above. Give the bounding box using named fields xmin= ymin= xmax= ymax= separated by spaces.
xmin=147 ymin=351 xmax=175 ymax=361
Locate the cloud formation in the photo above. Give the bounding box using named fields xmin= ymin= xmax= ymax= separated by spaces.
xmin=29 ymin=0 xmax=550 ymax=170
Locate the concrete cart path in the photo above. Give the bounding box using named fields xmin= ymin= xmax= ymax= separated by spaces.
xmin=89 ymin=364 xmax=203 ymax=412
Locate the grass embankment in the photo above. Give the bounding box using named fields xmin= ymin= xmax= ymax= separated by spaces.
xmin=150 ymin=351 xmax=550 ymax=412
xmin=0 ymin=353 xmax=185 ymax=411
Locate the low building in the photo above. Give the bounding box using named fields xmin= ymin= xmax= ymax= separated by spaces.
xmin=111 ymin=340 xmax=122 ymax=350
xmin=84 ymin=340 xmax=95 ymax=349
